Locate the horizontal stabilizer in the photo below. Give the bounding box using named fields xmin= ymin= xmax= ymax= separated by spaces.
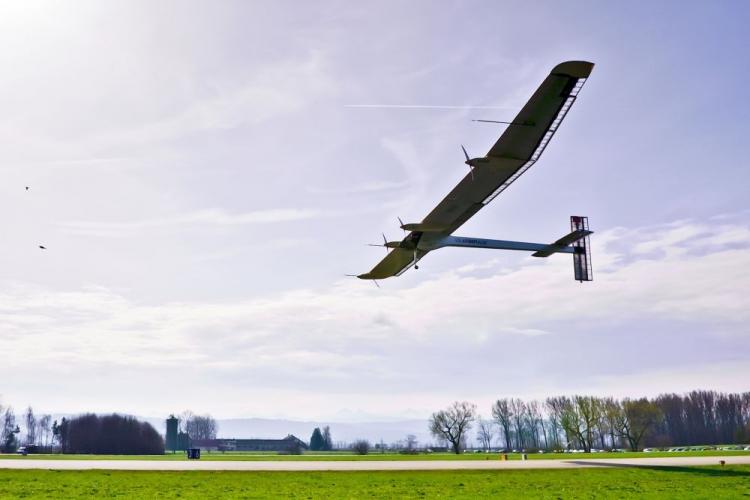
xmin=531 ymin=229 xmax=593 ymax=257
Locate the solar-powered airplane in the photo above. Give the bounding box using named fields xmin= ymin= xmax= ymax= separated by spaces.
xmin=357 ymin=61 xmax=594 ymax=283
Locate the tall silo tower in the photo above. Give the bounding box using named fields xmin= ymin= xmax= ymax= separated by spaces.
xmin=166 ymin=415 xmax=179 ymax=453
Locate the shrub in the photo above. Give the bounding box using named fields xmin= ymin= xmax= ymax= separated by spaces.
xmin=352 ymin=439 xmax=370 ymax=455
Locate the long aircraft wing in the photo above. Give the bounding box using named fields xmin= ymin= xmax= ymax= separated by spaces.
xmin=359 ymin=61 xmax=594 ymax=280
xmin=358 ymin=248 xmax=429 ymax=280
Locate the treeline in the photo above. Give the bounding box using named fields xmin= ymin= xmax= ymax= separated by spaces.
xmin=59 ymin=414 xmax=164 ymax=454
xmin=652 ymin=391 xmax=749 ymax=446
xmin=0 ymin=402 xmax=164 ymax=454
xmin=431 ymin=390 xmax=750 ymax=454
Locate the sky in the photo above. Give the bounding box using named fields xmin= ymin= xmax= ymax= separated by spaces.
xmin=0 ymin=0 xmax=748 ymax=422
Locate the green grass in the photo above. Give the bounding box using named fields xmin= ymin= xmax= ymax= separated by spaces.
xmin=1 ymin=465 xmax=748 ymax=498
xmin=2 ymin=450 xmax=749 ymax=461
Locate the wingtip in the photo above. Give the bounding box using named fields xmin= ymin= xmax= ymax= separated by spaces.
xmin=552 ymin=61 xmax=594 ymax=78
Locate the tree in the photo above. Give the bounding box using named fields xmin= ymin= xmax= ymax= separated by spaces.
xmin=1 ymin=407 xmax=20 ymax=453
xmin=554 ymin=396 xmax=600 ymax=452
xmin=616 ymin=398 xmax=662 ymax=451
xmin=404 ymin=434 xmax=418 ymax=453
xmin=546 ymin=396 xmax=569 ymax=449
xmin=183 ymin=412 xmax=218 ymax=441
xmin=602 ymin=398 xmax=624 ymax=450
xmin=52 ymin=418 xmax=70 ymax=451
xmin=491 ymin=399 xmax=513 ymax=450
xmin=351 ymin=439 xmax=370 ymax=455
xmin=64 ymin=413 xmax=163 ymax=454
xmin=283 ymin=438 xmax=303 ymax=455
xmin=309 ymin=428 xmax=325 ymax=451
xmin=429 ymin=401 xmax=477 ymax=454
xmin=322 ymin=426 xmax=333 ymax=451
xmin=575 ymin=396 xmax=602 ymax=453
xmin=377 ymin=438 xmax=387 ymax=454
xmin=525 ymin=401 xmax=545 ymax=449
xmin=52 ymin=419 xmax=61 ymax=450
xmin=23 ymin=407 xmax=36 ymax=446
xmin=37 ymin=414 xmax=52 ymax=448
xmin=509 ymin=398 xmax=527 ymax=449
xmin=476 ymin=418 xmax=494 ymax=451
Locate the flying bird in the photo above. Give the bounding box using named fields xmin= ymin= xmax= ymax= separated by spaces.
xmin=25 ymin=186 xmax=29 ymax=191
xmin=39 ymin=245 xmax=46 ymax=250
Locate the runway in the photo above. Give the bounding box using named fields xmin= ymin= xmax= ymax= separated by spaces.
xmin=1 ymin=456 xmax=748 ymax=471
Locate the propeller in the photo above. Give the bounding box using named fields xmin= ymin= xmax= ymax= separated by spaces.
xmin=462 ymin=145 xmax=474 ymax=180
xmin=367 ymin=233 xmax=389 ymax=253
xmin=397 ymin=216 xmax=406 ymax=235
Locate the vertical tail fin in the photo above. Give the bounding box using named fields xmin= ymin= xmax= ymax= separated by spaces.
xmin=571 ymin=216 xmax=593 ymax=282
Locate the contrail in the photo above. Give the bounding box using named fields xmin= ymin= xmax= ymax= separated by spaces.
xmin=344 ymin=104 xmax=514 ymax=110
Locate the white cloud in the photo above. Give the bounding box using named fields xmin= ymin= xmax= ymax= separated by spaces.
xmin=89 ymin=51 xmax=335 ymax=147
xmin=1 ymin=216 xmax=748 ymax=417
xmin=58 ymin=208 xmax=324 ymax=237
xmin=306 ymin=179 xmax=411 ymax=195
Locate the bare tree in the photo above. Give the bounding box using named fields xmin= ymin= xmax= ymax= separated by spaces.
xmin=491 ymin=399 xmax=513 ymax=450
xmin=476 ymin=418 xmax=494 ymax=451
xmin=377 ymin=438 xmax=387 ymax=453
xmin=602 ymin=398 xmax=623 ymax=450
xmin=404 ymin=434 xmax=418 ymax=453
xmin=526 ymin=401 xmax=547 ymax=450
xmin=23 ymin=407 xmax=36 ymax=446
xmin=37 ymin=415 xmax=52 ymax=448
xmin=546 ymin=396 xmax=568 ymax=449
xmin=509 ymin=398 xmax=527 ymax=449
xmin=429 ymin=401 xmax=477 ymax=454
xmin=178 ymin=410 xmax=193 ymax=434
xmin=183 ymin=412 xmax=218 ymax=441
xmin=322 ymin=426 xmax=333 ymax=451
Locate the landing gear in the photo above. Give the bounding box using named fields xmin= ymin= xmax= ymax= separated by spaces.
xmin=414 ymin=249 xmax=419 ymax=270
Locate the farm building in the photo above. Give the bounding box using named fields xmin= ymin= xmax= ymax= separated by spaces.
xmin=190 ymin=435 xmax=308 ymax=452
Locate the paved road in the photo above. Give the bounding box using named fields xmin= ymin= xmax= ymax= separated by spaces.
xmin=1 ymin=456 xmax=748 ymax=471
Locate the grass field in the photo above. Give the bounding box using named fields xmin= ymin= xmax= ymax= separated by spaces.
xmin=0 ymin=465 xmax=748 ymax=498
xmin=2 ymin=450 xmax=749 ymax=461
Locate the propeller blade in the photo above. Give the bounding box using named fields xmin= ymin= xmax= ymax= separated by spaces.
xmin=462 ymin=145 xmax=474 ymax=180
xmin=367 ymin=242 xmax=389 ymax=254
